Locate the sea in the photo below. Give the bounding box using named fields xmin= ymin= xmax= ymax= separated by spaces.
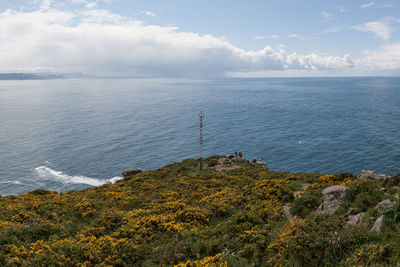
xmin=0 ymin=77 xmax=399 ymax=195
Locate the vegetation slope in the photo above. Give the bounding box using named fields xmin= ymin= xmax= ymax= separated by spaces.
xmin=0 ymin=155 xmax=400 ymax=266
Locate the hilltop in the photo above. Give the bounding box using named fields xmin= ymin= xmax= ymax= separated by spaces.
xmin=0 ymin=155 xmax=399 ymax=266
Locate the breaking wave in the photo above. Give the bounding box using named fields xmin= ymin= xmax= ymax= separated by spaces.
xmin=35 ymin=166 xmax=123 ymax=186
xmin=0 ymin=180 xmax=23 ymax=185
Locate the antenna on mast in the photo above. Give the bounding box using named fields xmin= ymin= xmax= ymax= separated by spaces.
xmin=199 ymin=111 xmax=204 ymax=171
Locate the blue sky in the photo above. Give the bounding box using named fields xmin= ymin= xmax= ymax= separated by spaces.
xmin=0 ymin=0 xmax=399 ymax=77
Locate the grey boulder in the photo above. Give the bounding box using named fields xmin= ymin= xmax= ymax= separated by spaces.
xmin=122 ymin=168 xmax=143 ymax=177
xmin=370 ymin=215 xmax=385 ymax=232
xmin=317 ymin=185 xmax=351 ymax=214
xmin=358 ymin=170 xmax=391 ymax=180
xmin=375 ymin=199 xmax=395 ymax=213
xmin=347 ymin=212 xmax=364 ymax=226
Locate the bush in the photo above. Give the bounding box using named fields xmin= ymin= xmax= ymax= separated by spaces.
xmin=383 ymin=173 xmax=400 ymax=187
xmin=337 ymin=172 xmax=355 ymax=180
xmin=206 ymin=159 xmax=219 ymax=167
xmin=28 ymin=189 xmax=56 ymax=196
xmin=350 ymin=180 xmax=385 ymax=212
xmin=290 ymin=191 xmax=322 ymax=218
xmin=383 ymin=201 xmax=400 ymax=224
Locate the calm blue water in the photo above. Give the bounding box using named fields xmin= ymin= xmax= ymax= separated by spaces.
xmin=0 ymin=77 xmax=399 ymax=195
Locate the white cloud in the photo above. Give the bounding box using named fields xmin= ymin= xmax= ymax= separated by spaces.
xmin=142 ymin=11 xmax=156 ymax=17
xmin=287 ymin=34 xmax=305 ymax=39
xmin=0 ymin=8 xmax=355 ymax=77
xmin=254 ymin=35 xmax=280 ymax=40
xmin=322 ymin=27 xmax=340 ymax=34
xmin=360 ymin=2 xmax=375 ymax=8
xmin=353 ymin=21 xmax=391 ymax=40
xmin=86 ymin=1 xmax=97 ymax=9
xmin=385 ymin=16 xmax=400 ymax=23
xmin=32 ymin=0 xmax=52 ymax=9
xmin=321 ymin=12 xmax=331 ymax=18
xmin=69 ymin=0 xmax=87 ymax=4
xmin=363 ymin=43 xmax=400 ymax=69
xmin=321 ymin=11 xmax=332 ymax=22
xmin=268 ymin=35 xmax=281 ymax=39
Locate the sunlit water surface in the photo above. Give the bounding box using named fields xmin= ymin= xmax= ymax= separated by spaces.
xmin=0 ymin=77 xmax=399 ymax=195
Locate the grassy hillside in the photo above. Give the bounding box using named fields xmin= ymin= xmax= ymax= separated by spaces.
xmin=0 ymin=155 xmax=399 ymax=266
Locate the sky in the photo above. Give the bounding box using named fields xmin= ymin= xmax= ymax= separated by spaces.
xmin=0 ymin=0 xmax=399 ymax=77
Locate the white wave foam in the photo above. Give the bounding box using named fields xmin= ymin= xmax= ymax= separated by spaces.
xmin=109 ymin=176 xmax=123 ymax=183
xmin=0 ymin=180 xmax=23 ymax=185
xmin=35 ymin=166 xmax=123 ymax=186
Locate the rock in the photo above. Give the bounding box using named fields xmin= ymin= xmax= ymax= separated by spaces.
xmin=376 ymin=174 xmax=391 ymax=179
xmin=358 ymin=170 xmax=391 ymax=180
xmin=235 ymin=157 xmax=249 ymax=163
xmin=218 ymin=158 xmax=226 ymax=164
xmin=347 ymin=212 xmax=364 ymax=226
xmin=256 ymin=160 xmax=266 ymax=166
xmin=359 ymin=170 xmax=375 ymax=179
xmin=122 ymin=168 xmax=142 ymax=177
xmin=293 ymin=191 xmax=303 ymax=198
xmin=395 ymin=193 xmax=399 ymax=200
xmin=215 ymin=165 xmax=239 ymax=173
xmin=250 ymin=158 xmax=267 ymax=167
xmin=346 ymin=207 xmax=355 ymax=215
xmin=375 ymin=199 xmax=395 ymax=213
xmin=370 ymin=215 xmax=385 ymax=232
xmin=283 ymin=203 xmax=299 ymax=221
xmin=317 ymin=185 xmax=351 ymax=214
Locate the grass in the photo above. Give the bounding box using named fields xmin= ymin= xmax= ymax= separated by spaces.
xmin=0 ymin=155 xmax=399 ymax=266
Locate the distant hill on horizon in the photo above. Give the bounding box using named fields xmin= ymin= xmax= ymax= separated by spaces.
xmin=0 ymin=73 xmax=65 ymax=80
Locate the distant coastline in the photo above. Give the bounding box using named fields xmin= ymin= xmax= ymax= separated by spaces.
xmin=0 ymin=73 xmax=65 ymax=80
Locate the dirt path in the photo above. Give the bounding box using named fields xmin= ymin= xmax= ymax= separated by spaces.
xmin=283 ymin=203 xmax=294 ymax=221
xmin=213 ymin=157 xmax=239 ymax=173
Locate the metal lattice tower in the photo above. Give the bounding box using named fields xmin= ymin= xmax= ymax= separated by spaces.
xmin=199 ymin=111 xmax=204 ymax=171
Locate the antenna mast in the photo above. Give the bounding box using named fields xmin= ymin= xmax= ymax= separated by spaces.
xmin=199 ymin=111 xmax=204 ymax=171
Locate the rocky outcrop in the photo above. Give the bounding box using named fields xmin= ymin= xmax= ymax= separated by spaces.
xmin=122 ymin=168 xmax=142 ymax=177
xmin=347 ymin=212 xmax=365 ymax=226
xmin=375 ymin=199 xmax=395 ymax=213
xmin=358 ymin=170 xmax=391 ymax=180
xmin=293 ymin=191 xmax=303 ymax=198
xmin=317 ymin=185 xmax=351 ymax=214
xmin=251 ymin=158 xmax=267 ymax=168
xmin=224 ymin=155 xmax=267 ymax=168
xmin=293 ymin=184 xmax=311 ymax=199
xmin=370 ymin=215 xmax=385 ymax=232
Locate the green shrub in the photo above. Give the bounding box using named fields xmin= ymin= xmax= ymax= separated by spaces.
xmin=383 ymin=173 xmax=400 ymax=187
xmin=350 ymin=180 xmax=385 ymax=211
xmin=28 ymin=189 xmax=56 ymax=196
xmin=384 ymin=201 xmax=400 ymax=224
xmin=337 ymin=172 xmax=355 ymax=180
xmin=290 ymin=191 xmax=322 ymax=218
